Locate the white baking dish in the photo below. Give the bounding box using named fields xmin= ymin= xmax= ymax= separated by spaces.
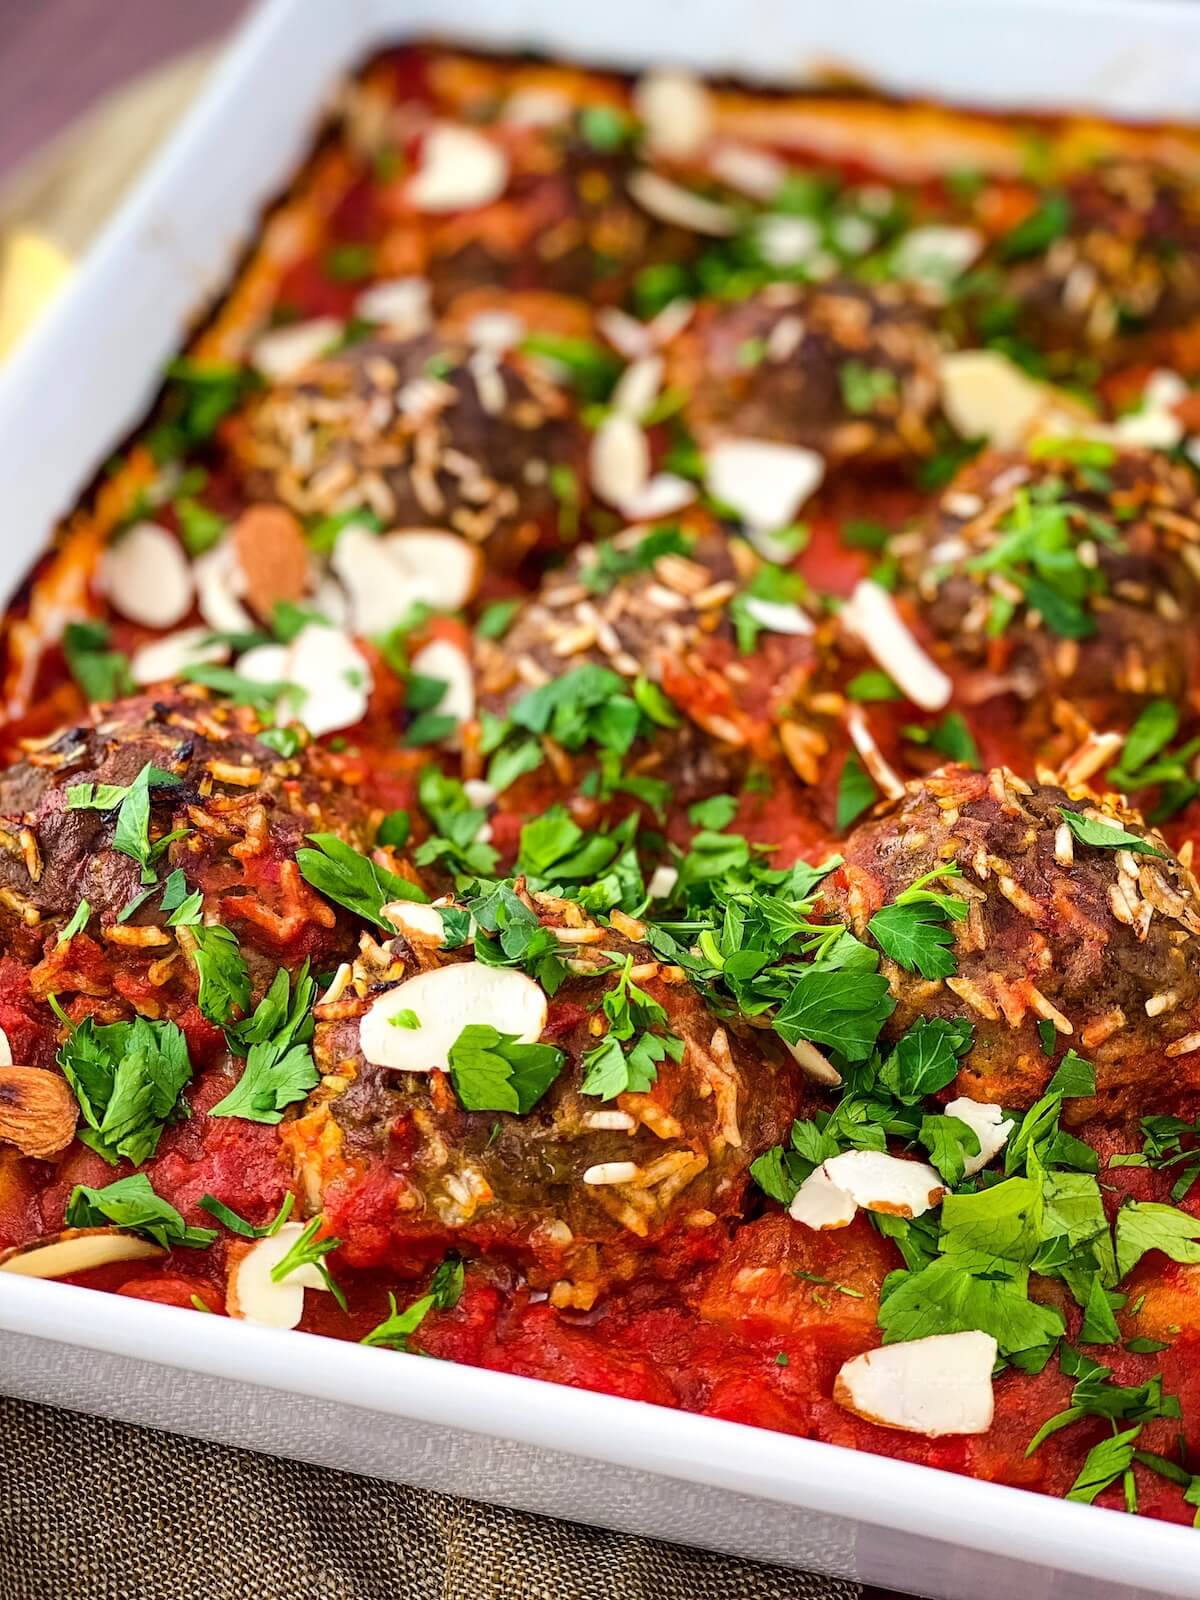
xmin=2 ymin=2 xmax=1200 ymax=1593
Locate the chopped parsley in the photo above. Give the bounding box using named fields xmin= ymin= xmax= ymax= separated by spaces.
xmin=1057 ymin=807 xmax=1164 ymax=857
xmin=210 ymin=962 xmax=320 ymax=1123
xmin=198 ymin=1192 xmax=295 ymax=1239
xmin=62 ymin=620 xmax=134 ymax=703
xmin=298 ymin=831 xmax=429 ymax=929
xmin=66 ymin=1172 xmax=215 ymax=1250
xmin=67 ymin=761 xmax=186 ymax=884
xmin=581 ymin=526 xmax=692 ymax=594
xmin=447 ymin=1024 xmax=565 ymax=1114
xmin=835 ymin=752 xmax=877 ymax=830
xmin=270 ymin=1215 xmax=346 ymax=1311
xmin=867 ymin=864 xmax=968 ymax=980
xmin=54 ymin=1005 xmax=192 ymax=1167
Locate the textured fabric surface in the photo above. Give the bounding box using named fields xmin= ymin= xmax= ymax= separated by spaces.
xmin=0 ymin=1395 xmax=862 ymax=1600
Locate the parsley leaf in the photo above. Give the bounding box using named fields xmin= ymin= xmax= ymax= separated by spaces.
xmin=836 ymin=752 xmax=877 ymax=830
xmin=57 ymin=898 xmax=91 ymax=945
xmin=446 ymin=1024 xmax=565 ymax=1115
xmin=774 ymin=966 xmax=895 ymax=1063
xmin=1066 ymin=1426 xmax=1142 ymax=1506
xmin=62 ymin=620 xmax=134 ymax=703
xmin=297 ymin=833 xmax=427 ymax=929
xmin=67 ymin=761 xmax=185 ymax=884
xmin=198 ymin=1192 xmax=295 ymax=1239
xmin=66 ymin=1172 xmax=215 ymax=1250
xmin=187 ymin=923 xmax=251 ymax=1027
xmin=211 ymin=962 xmax=319 ymax=1123
xmin=57 ymin=1012 xmax=192 ymax=1167
xmin=1115 ymin=1201 xmax=1200 ymax=1281
xmin=1058 ymin=808 xmax=1164 ymax=857
xmin=270 ymin=1216 xmax=346 ymax=1310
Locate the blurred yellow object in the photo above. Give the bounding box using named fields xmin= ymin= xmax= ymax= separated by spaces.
xmin=0 ymin=229 xmax=73 ymax=360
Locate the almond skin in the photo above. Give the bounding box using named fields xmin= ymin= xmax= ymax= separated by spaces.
xmin=0 ymin=1066 xmax=78 ymax=1160
xmin=232 ymin=503 xmax=310 ymax=620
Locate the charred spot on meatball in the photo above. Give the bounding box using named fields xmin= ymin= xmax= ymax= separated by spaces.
xmin=285 ymin=905 xmax=800 ymax=1302
xmin=895 ymin=444 xmax=1200 ymax=748
xmin=665 ymin=283 xmax=942 ymax=463
xmin=829 ymin=766 xmax=1200 ymax=1116
xmin=229 ymin=331 xmax=585 ymax=572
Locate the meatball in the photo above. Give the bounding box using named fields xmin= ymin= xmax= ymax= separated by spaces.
xmin=665 ymin=283 xmax=942 ymax=463
xmin=829 ymin=766 xmax=1200 ymax=1116
xmin=473 ymin=520 xmax=835 ymax=805
xmin=284 ymin=902 xmax=799 ymax=1303
xmin=0 ymin=692 xmax=371 ymax=1012
xmin=426 ymin=135 xmax=703 ymax=309
xmin=895 ymin=444 xmax=1200 ymax=748
xmin=229 ymin=331 xmax=585 ymax=572
xmin=974 ymin=161 xmax=1200 ymax=363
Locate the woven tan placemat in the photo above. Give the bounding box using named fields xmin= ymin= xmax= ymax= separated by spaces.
xmin=0 ymin=1394 xmax=864 ymax=1600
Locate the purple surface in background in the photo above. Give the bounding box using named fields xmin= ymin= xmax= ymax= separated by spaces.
xmin=0 ymin=0 xmax=252 ymax=177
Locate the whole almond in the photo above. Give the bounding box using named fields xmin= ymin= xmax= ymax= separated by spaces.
xmin=0 ymin=1066 xmax=78 ymax=1160
xmin=232 ymin=503 xmax=310 ymax=621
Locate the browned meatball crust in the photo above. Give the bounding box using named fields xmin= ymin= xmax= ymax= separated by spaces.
xmin=286 ymin=904 xmax=800 ymax=1303
xmin=229 ymin=331 xmax=585 ymax=571
xmin=829 ymin=766 xmax=1200 ymax=1117
xmin=895 ymin=445 xmax=1200 ymax=744
xmin=665 ymin=282 xmax=942 ymax=462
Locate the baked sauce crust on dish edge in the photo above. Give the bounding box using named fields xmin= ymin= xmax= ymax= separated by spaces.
xmin=6 ymin=41 xmax=1200 ymax=1520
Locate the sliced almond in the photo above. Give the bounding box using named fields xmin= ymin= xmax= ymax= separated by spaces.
xmin=627 ymin=170 xmax=737 ymax=236
xmin=740 ymin=596 xmax=814 ymax=637
xmin=821 ymin=1149 xmax=945 ymax=1218
xmin=892 ymin=225 xmax=982 ymax=290
xmin=834 ymin=1331 xmax=998 ymax=1436
xmin=226 ymin=1221 xmax=329 ymax=1330
xmin=279 ymin=623 xmax=372 ymax=739
xmin=354 ymin=276 xmax=432 ymax=338
xmin=756 ymin=215 xmax=822 ymax=269
xmin=194 ymin=537 xmax=254 ymax=634
xmin=840 ymin=580 xmax=952 ymax=713
xmin=708 ymin=141 xmax=787 ymax=200
xmin=704 ymin=438 xmax=824 ymax=533
xmin=0 ymin=1026 xmax=12 ymax=1066
xmin=231 ymin=504 xmax=311 ymax=621
xmin=359 ymin=962 xmax=547 ymax=1072
xmin=784 ymin=1038 xmax=842 ymax=1087
xmin=619 ymin=474 xmax=697 ymax=521
xmin=409 ymin=637 xmax=475 ymax=729
xmin=590 ymin=415 xmax=651 ymax=507
xmin=131 ymin=626 xmax=230 ymax=687
xmin=611 ymin=355 xmax=663 ymax=422
xmin=634 ymin=70 xmax=713 ymax=160
xmin=0 ymin=1065 xmax=78 ymax=1159
xmin=381 ymin=529 xmax=482 ymax=611
xmin=939 ymin=349 xmax=1055 ymax=448
xmin=788 ymin=1165 xmax=857 ymax=1230
xmin=236 ymin=642 xmax=291 ymax=684
xmin=383 ymin=901 xmax=446 ymax=948
xmin=100 ymin=522 xmax=193 ymax=630
xmin=0 ymin=1227 xmax=164 ymax=1278
xmin=408 ymin=124 xmax=509 ymax=213
xmin=251 ymin=317 xmax=342 ymax=383
xmin=944 ymin=1096 xmax=1014 ymax=1177
xmin=332 ymin=525 xmax=481 ymax=634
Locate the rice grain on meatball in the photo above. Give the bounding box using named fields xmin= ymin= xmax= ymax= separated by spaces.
xmin=230 ymin=331 xmax=585 ymax=571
